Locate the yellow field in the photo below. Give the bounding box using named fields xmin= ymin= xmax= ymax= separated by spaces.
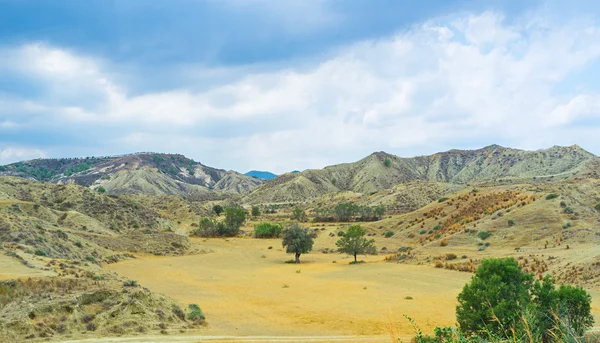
xmin=106 ymin=237 xmax=473 ymax=340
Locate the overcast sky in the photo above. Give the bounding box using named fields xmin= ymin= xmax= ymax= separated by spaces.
xmin=1 ymin=0 xmax=599 ymax=173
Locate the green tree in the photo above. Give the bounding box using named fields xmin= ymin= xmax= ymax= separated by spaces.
xmin=334 ymin=203 xmax=359 ymax=222
xmin=384 ymin=158 xmax=392 ymax=167
xmin=456 ymin=258 xmax=533 ymax=338
xmin=556 ymin=285 xmax=594 ymax=337
xmin=212 ymin=205 xmax=224 ymax=216
xmin=251 ymin=205 xmax=261 ymax=217
xmin=221 ymin=207 xmax=246 ymax=236
xmin=281 ymin=223 xmax=316 ymax=263
xmin=291 ymin=207 xmax=307 ymax=222
xmin=254 ymin=223 xmax=283 ymax=238
xmin=335 ymin=225 xmax=376 ymax=263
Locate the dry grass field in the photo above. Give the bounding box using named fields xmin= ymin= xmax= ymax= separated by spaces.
xmin=105 ymin=234 xmax=600 ymax=341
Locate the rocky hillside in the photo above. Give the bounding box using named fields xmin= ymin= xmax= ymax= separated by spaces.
xmin=0 ymin=153 xmax=262 ymax=196
xmin=245 ymin=145 xmax=599 ymax=204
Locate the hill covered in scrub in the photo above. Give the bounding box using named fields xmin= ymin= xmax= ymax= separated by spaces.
xmin=245 ymin=145 xmax=599 ymax=204
xmin=0 ymin=153 xmax=262 ymax=196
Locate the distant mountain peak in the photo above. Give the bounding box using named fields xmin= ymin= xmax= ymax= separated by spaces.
xmin=245 ymin=170 xmax=277 ymax=180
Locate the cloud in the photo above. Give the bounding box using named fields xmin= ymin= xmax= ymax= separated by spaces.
xmin=1 ymin=10 xmax=600 ymax=173
xmin=0 ymin=147 xmax=46 ymax=165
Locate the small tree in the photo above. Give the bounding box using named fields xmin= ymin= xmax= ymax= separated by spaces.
xmin=556 ymin=285 xmax=594 ymax=336
xmin=291 ymin=208 xmax=307 ymax=222
xmin=335 ymin=225 xmax=376 ymax=263
xmin=456 ymin=258 xmax=532 ymax=337
xmin=251 ymin=205 xmax=261 ymax=217
xmin=221 ymin=207 xmax=246 ymax=236
xmin=213 ymin=205 xmax=224 ymax=216
xmin=281 ymin=223 xmax=316 ymax=263
xmin=384 ymin=158 xmax=392 ymax=167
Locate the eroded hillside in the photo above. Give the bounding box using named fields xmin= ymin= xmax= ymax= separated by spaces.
xmin=0 ymin=153 xmax=262 ymax=196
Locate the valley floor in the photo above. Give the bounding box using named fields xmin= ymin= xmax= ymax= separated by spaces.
xmin=104 ymin=237 xmax=471 ymax=341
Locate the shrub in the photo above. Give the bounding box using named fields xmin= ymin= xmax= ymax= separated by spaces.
xmin=438 ymin=197 xmax=449 ymax=203
xmin=384 ymin=231 xmax=394 ymax=238
xmin=212 ymin=205 xmax=224 ymax=216
xmin=419 ymin=229 xmax=427 ymax=235
xmin=97 ymin=186 xmax=106 ymax=193
xmin=34 ymin=249 xmax=48 ymax=257
xmin=546 ymin=193 xmax=559 ymax=200
xmin=123 ymin=280 xmax=138 ymax=287
xmin=186 ymin=304 xmax=205 ymax=323
xmin=477 ymin=231 xmax=490 ymax=240
xmin=440 ymin=238 xmax=449 ymax=247
xmin=384 ymin=158 xmax=392 ymax=167
xmin=595 ymin=204 xmax=600 ymax=212
xmin=507 ymin=219 xmax=515 ymax=227
xmin=251 ymin=206 xmax=260 ymax=217
xmin=564 ymin=206 xmax=574 ymax=214
xmin=563 ymin=221 xmax=572 ymax=229
xmin=457 ymin=258 xmax=533 ymax=337
xmin=457 ymin=258 xmax=594 ymax=341
xmin=337 ymin=231 xmax=345 ymax=237
xmin=254 ymin=223 xmax=283 ymax=238
xmin=445 ymin=253 xmax=457 ymax=260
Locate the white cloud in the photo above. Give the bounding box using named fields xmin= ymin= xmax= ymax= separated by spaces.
xmin=0 ymin=147 xmax=46 ymax=165
xmin=1 ymin=11 xmax=600 ymax=172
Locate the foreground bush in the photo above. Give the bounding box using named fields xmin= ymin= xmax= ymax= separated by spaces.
xmin=254 ymin=223 xmax=283 ymax=238
xmin=456 ymin=258 xmax=593 ymax=342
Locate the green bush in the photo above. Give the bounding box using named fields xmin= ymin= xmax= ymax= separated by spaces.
xmin=384 ymin=158 xmax=392 ymax=167
xmin=477 ymin=231 xmax=490 ymax=240
xmin=251 ymin=206 xmax=260 ymax=217
xmin=456 ymin=258 xmax=594 ymax=341
xmin=384 ymin=231 xmax=394 ymax=238
xmin=337 ymin=231 xmax=345 ymax=237
xmin=438 ymin=197 xmax=449 ymax=203
xmin=546 ymin=193 xmax=559 ymax=200
xmin=186 ymin=304 xmax=205 ymax=323
xmin=564 ymin=206 xmax=574 ymax=214
xmin=34 ymin=249 xmax=48 ymax=257
xmin=507 ymin=219 xmax=515 ymax=227
xmin=419 ymin=229 xmax=427 ymax=235
xmin=254 ymin=223 xmax=283 ymax=238
xmin=595 ymin=204 xmax=600 ymax=212
xmin=97 ymin=186 xmax=106 ymax=193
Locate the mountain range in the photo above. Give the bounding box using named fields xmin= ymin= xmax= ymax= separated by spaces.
xmin=0 ymin=145 xmax=597 ymax=201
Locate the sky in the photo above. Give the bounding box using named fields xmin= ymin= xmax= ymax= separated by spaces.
xmin=1 ymin=0 xmax=600 ymax=174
